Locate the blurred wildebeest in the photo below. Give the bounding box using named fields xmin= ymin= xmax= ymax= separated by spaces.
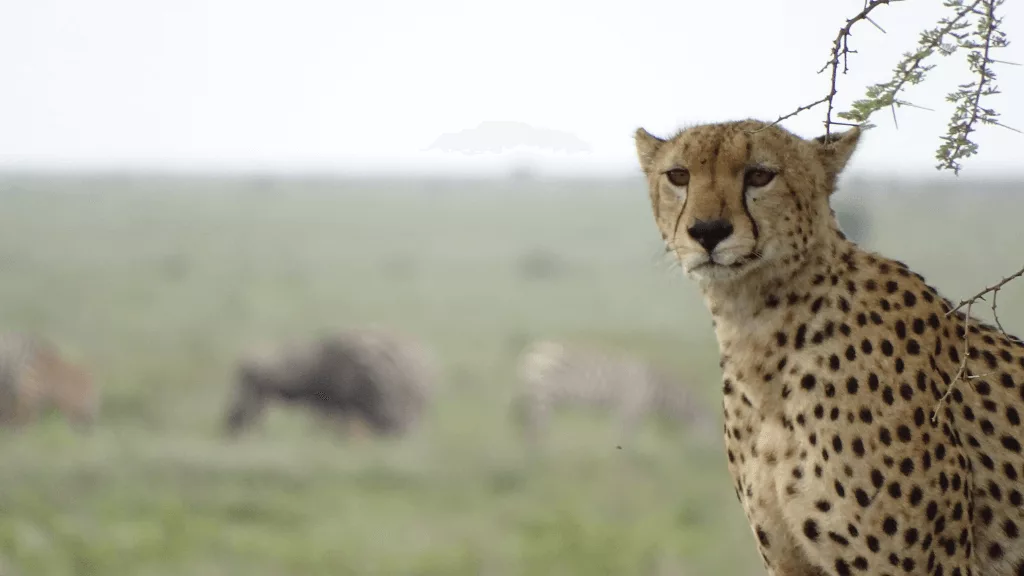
xmin=0 ymin=333 xmax=99 ymax=431
xmin=224 ymin=328 xmax=437 ymax=438
xmin=510 ymin=339 xmax=715 ymax=446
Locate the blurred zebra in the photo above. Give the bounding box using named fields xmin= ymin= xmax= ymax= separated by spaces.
xmin=224 ymin=327 xmax=437 ymax=438
xmin=510 ymin=339 xmax=714 ymax=445
xmin=0 ymin=332 xmax=99 ymax=431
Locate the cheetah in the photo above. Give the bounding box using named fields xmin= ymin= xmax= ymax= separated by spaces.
xmin=635 ymin=118 xmax=1024 ymax=575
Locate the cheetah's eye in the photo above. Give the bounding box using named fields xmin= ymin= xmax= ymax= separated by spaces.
xmin=664 ymin=168 xmax=690 ymax=188
xmin=745 ymin=168 xmax=776 ymax=188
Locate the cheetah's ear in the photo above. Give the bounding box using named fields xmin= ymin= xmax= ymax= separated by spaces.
xmin=635 ymin=128 xmax=666 ymax=175
xmin=812 ymin=126 xmax=861 ymax=193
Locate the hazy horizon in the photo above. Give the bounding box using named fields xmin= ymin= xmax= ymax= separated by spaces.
xmin=2 ymin=0 xmax=1021 ymax=178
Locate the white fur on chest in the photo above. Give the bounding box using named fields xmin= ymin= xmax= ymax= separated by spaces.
xmin=753 ymin=418 xmax=792 ymax=460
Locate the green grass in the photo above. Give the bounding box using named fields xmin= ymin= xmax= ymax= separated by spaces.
xmin=0 ymin=173 xmax=1022 ymax=575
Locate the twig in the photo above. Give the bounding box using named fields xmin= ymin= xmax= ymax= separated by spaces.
xmin=934 ymin=259 xmax=1024 ymax=424
xmin=751 ymin=1 xmax=899 ymax=135
xmin=991 ymin=287 xmax=1007 ymax=334
xmin=749 ymin=98 xmax=830 ymax=133
xmin=755 ymin=0 xmax=1014 ymax=173
xmin=934 ymin=300 xmax=974 ymax=422
xmin=946 ymin=262 xmax=1024 ymax=315
xmin=838 ymin=0 xmax=982 ymax=130
xmin=936 ymin=0 xmax=1000 ymax=172
xmin=819 ymin=0 xmax=905 ymax=139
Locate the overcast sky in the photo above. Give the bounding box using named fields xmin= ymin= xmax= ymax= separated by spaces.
xmin=0 ymin=0 xmax=1021 ymax=177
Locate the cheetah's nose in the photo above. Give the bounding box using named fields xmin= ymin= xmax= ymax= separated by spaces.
xmin=687 ymin=219 xmax=734 ymax=253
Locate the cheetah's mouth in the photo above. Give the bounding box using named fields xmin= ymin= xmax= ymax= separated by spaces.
xmin=693 ymin=254 xmax=754 ymax=271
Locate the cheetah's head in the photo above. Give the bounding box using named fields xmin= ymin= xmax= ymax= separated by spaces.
xmin=634 ymin=119 xmax=861 ymax=285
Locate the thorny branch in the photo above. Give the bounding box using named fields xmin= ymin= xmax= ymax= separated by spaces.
xmin=837 ymin=0 xmax=982 ymax=132
xmin=753 ymin=0 xmax=902 ymax=135
xmin=818 ymin=0 xmax=906 ymax=140
xmin=758 ymin=97 xmax=830 ymax=132
xmin=934 ymin=301 xmax=974 ymax=422
xmin=946 ymin=264 xmax=1024 ymax=318
xmin=933 ymin=264 xmax=1024 ymax=420
xmin=933 ymin=0 xmax=1010 ymax=174
xmin=764 ymin=0 xmax=1015 ymax=172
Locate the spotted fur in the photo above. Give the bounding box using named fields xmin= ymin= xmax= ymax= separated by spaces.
xmin=636 ymin=118 xmax=1024 ymax=575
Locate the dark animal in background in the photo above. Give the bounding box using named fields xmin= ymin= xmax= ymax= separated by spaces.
xmin=0 ymin=332 xmax=99 ymax=431
xmin=224 ymin=328 xmax=437 ymax=438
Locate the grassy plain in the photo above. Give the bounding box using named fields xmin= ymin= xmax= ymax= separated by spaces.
xmin=0 ymin=173 xmax=1022 ymax=575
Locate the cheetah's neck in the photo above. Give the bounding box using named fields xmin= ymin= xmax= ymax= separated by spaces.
xmin=701 ymin=238 xmax=857 ymax=347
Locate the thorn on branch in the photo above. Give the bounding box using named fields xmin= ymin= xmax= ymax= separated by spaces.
xmin=866 ymin=17 xmax=888 ymax=33
xmin=992 ymin=121 xmax=1023 ymax=134
xmin=895 ymin=100 xmax=936 ymax=113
